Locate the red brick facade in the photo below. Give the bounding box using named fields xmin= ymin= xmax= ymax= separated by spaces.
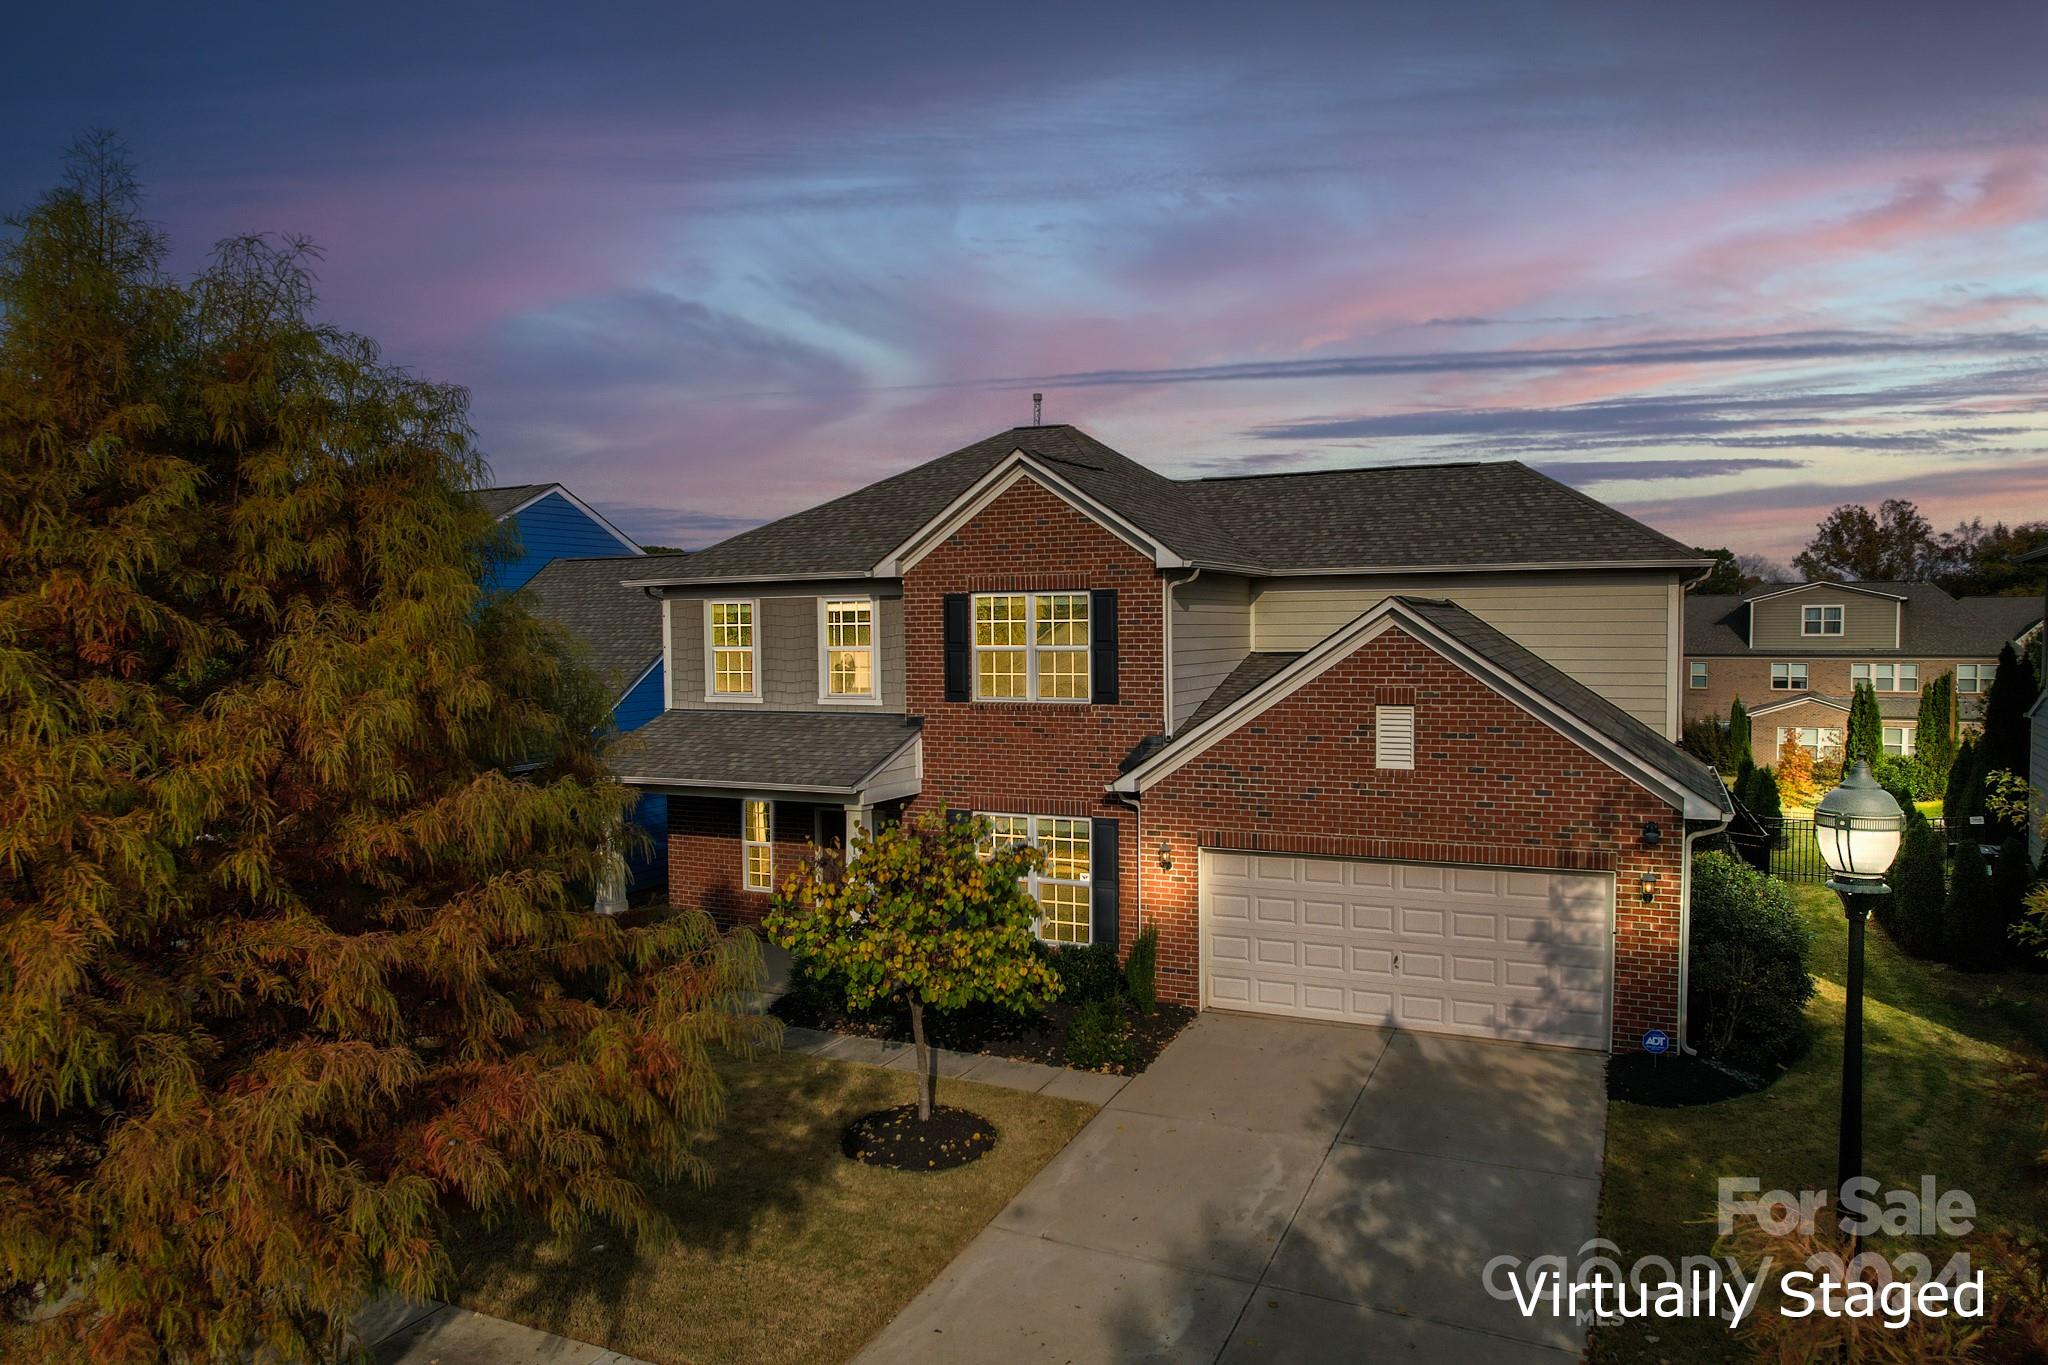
xmin=665 ymin=471 xmax=1696 ymax=1052
xmin=1683 ymin=655 xmax=1992 ymax=730
xmin=899 ymin=475 xmax=1162 ymax=946
xmin=1131 ymin=625 xmax=1687 ymax=1052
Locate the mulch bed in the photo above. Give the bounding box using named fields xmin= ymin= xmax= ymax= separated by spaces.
xmin=1609 ymin=1051 xmax=1769 ymax=1107
xmin=842 ymin=1104 xmax=998 ymax=1170
xmin=773 ymin=993 xmax=1196 ymax=1075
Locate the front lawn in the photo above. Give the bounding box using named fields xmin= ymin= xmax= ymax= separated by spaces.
xmin=447 ymin=1050 xmax=1096 ymax=1365
xmin=1594 ymin=882 xmax=2048 ymax=1364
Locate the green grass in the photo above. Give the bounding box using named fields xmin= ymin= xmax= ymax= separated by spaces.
xmin=1593 ymin=883 xmax=2048 ymax=1364
xmin=448 ymin=1050 xmax=1096 ymax=1365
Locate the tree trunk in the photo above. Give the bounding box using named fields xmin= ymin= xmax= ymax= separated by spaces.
xmin=909 ymin=998 xmax=933 ymax=1121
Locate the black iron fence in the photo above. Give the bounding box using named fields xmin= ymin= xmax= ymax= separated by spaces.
xmin=1729 ymin=812 xmax=1952 ymax=884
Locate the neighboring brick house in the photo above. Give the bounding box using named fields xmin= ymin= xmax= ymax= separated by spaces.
xmin=1683 ymin=580 xmax=2043 ymax=762
xmin=610 ymin=425 xmax=1731 ymax=1053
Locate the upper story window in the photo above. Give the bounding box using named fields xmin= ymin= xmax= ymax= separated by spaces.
xmin=974 ymin=592 xmax=1090 ymax=701
xmin=820 ymin=598 xmax=876 ymax=700
xmin=1801 ymin=604 xmax=1845 ymax=636
xmin=978 ymin=812 xmax=1092 ymax=944
xmin=1689 ymin=661 xmax=1708 ymax=689
xmin=1771 ymin=662 xmax=1808 ymax=690
xmin=707 ymin=600 xmax=759 ymax=698
xmin=1851 ymin=662 xmax=1918 ymax=693
xmin=1957 ymin=663 xmax=1989 ymax=694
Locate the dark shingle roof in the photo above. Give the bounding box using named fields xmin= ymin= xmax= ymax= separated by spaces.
xmin=1398 ymin=597 xmax=1731 ymax=815
xmin=522 ymin=553 xmax=679 ymax=691
xmin=1179 ymin=463 xmax=1702 ymax=570
xmin=610 ymin=712 xmax=921 ymax=792
xmin=1186 ymin=652 xmax=1302 ymax=731
xmin=638 ymin=426 xmax=1702 ymax=582
xmin=1686 ymin=582 xmax=2041 ymax=656
xmin=476 ymin=483 xmax=553 ymax=519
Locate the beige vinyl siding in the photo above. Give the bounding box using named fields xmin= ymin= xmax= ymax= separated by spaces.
xmin=667 ymin=593 xmax=906 ymax=712
xmin=1747 ymin=593 xmax=1900 ymax=650
xmin=1170 ymin=573 xmax=1252 ymax=729
xmin=1250 ymin=570 xmax=1678 ymax=736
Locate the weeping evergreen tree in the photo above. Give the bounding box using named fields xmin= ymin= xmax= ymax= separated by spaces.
xmin=0 ymin=139 xmax=769 ymax=1362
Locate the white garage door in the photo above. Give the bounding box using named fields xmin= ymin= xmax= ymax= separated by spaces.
xmin=1202 ymin=851 xmax=1613 ymax=1050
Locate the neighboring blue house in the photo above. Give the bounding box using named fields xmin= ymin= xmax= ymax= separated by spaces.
xmin=478 ymin=484 xmax=676 ymax=894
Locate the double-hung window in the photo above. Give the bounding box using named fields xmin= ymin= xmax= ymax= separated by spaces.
xmin=1882 ymin=726 xmax=1914 ymax=757
xmin=1771 ymin=662 xmax=1808 ymax=690
xmin=1802 ymin=604 xmax=1844 ymax=636
xmin=820 ymin=598 xmax=876 ymax=699
xmin=977 ymin=813 xmax=1092 ymax=944
xmin=741 ymin=799 xmax=773 ymax=891
xmin=708 ymin=601 xmax=759 ymax=698
xmin=1689 ymin=661 xmax=1708 ymax=689
xmin=1851 ymin=663 xmax=1918 ymax=692
xmin=973 ymin=592 xmax=1090 ymax=701
xmin=1957 ymin=663 xmax=1988 ymax=694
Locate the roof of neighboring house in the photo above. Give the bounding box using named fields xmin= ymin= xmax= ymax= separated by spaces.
xmin=1747 ymin=691 xmax=1986 ymax=723
xmin=1686 ymin=581 xmax=2041 ymax=656
xmin=633 ymin=425 xmax=1705 ymax=584
xmin=609 ymin=711 xmax=921 ymax=793
xmin=1118 ymin=596 xmax=1729 ymax=820
xmin=475 ymin=483 xmax=555 ymax=519
xmin=523 ymin=553 xmax=682 ymax=692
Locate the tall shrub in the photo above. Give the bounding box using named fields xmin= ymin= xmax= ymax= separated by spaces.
xmin=1980 ymin=643 xmax=2039 ymax=783
xmin=1883 ymin=809 xmax=1948 ymax=959
xmin=1944 ymin=737 xmax=1981 ymax=826
xmin=1686 ymin=852 xmax=1814 ymax=1071
xmin=1845 ymin=682 xmax=1884 ymax=768
xmin=1915 ymin=671 xmax=1956 ymax=786
xmin=1729 ymin=698 xmax=1754 ymax=769
xmin=1941 ymin=842 xmax=2000 ymax=969
xmin=1683 ymin=718 xmax=1733 ymax=774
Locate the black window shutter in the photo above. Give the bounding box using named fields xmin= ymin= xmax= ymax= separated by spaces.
xmin=1091 ymin=817 xmax=1120 ymax=953
xmin=1090 ymin=589 xmax=1119 ymax=703
xmin=943 ymin=593 xmax=971 ymax=701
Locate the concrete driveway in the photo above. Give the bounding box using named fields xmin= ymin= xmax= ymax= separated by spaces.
xmin=855 ymin=1012 xmax=1606 ymax=1364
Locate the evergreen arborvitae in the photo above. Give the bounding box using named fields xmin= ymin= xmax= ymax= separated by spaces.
xmin=1728 ymin=697 xmax=1753 ymax=769
xmin=1884 ymin=809 xmax=1947 ymax=959
xmin=1943 ymin=736 xmax=1980 ymax=826
xmin=0 ymin=140 xmax=770 ymax=1362
xmin=1941 ymin=842 xmax=1998 ymax=968
xmin=1977 ymin=644 xmax=2038 ymax=836
xmin=1915 ymin=671 xmax=1955 ymax=784
xmin=1844 ymin=682 xmax=1883 ymax=768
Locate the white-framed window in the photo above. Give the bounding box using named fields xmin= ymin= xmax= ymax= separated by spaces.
xmin=707 ymin=600 xmax=760 ymax=698
xmin=1851 ymin=662 xmax=1919 ymax=693
xmin=1956 ymin=663 xmax=1988 ymax=694
xmin=1374 ymin=705 xmax=1416 ymax=769
xmin=741 ymin=798 xmax=773 ymax=891
xmin=1778 ymin=726 xmax=1841 ymax=755
xmin=1689 ymin=661 xmax=1708 ymax=689
xmin=818 ymin=597 xmax=877 ymax=700
xmin=973 ymin=592 xmax=1090 ymax=702
xmin=976 ymin=812 xmax=1092 ymax=944
xmin=1883 ymin=726 xmax=1914 ymax=757
xmin=1802 ymin=604 xmax=1845 ymax=636
xmin=1771 ymin=662 xmax=1809 ymax=690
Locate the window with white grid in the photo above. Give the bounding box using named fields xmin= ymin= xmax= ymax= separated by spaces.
xmin=741 ymin=799 xmax=773 ymax=891
xmin=973 ymin=592 xmax=1090 ymax=702
xmin=976 ymin=812 xmax=1091 ymax=944
xmin=821 ymin=598 xmax=875 ymax=698
xmin=709 ymin=601 xmax=758 ymax=697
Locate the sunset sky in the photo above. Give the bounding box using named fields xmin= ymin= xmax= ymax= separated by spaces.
xmin=8 ymin=2 xmax=2047 ymax=561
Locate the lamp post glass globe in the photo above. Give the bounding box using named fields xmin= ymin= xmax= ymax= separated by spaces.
xmin=1813 ymin=761 xmax=1904 ymax=884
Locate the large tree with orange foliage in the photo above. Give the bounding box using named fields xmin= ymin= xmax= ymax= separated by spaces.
xmin=0 ymin=139 xmax=768 ymax=1362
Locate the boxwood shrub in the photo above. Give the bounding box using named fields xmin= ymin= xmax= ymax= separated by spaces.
xmin=1687 ymin=851 xmax=1814 ymax=1073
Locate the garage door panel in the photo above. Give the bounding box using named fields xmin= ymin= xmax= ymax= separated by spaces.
xmin=1203 ymin=852 xmax=1612 ymax=1050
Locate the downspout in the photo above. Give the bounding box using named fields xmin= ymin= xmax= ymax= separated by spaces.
xmin=1112 ymin=786 xmax=1144 ymax=937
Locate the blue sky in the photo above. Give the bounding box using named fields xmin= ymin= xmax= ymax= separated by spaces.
xmin=8 ymin=1 xmax=2048 ymax=559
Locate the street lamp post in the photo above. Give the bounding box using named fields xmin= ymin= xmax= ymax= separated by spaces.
xmin=1811 ymin=761 xmax=1904 ymax=1239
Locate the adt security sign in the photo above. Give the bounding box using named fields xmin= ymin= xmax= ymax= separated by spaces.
xmin=1641 ymin=1029 xmax=1671 ymax=1055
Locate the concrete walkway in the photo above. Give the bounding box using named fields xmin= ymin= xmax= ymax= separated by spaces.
xmin=854 ymin=1012 xmax=1608 ymax=1364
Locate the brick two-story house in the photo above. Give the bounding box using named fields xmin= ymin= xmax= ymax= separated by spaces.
xmin=611 ymin=426 xmax=1731 ymax=1053
xmin=1683 ymin=581 xmax=2042 ymax=761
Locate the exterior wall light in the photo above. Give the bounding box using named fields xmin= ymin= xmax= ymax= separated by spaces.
xmin=1156 ymin=840 xmax=1173 ymax=871
xmin=1641 ymin=821 xmax=1662 ymax=847
xmin=1637 ymin=871 xmax=1660 ymax=904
